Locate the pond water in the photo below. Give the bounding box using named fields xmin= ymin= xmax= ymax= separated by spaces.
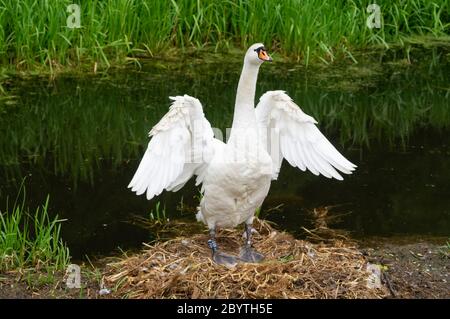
xmin=1 ymin=51 xmax=449 ymax=259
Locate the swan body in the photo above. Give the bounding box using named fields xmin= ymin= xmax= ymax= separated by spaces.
xmin=128 ymin=44 xmax=356 ymax=265
xmin=197 ymin=139 xmax=272 ymax=229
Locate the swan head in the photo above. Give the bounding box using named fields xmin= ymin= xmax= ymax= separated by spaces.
xmin=245 ymin=43 xmax=272 ymax=66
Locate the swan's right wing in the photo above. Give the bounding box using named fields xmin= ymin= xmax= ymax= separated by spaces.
xmin=255 ymin=90 xmax=356 ymax=180
xmin=128 ymin=95 xmax=216 ymax=200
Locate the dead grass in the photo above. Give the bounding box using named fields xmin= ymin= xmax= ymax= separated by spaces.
xmin=103 ymin=219 xmax=387 ymax=299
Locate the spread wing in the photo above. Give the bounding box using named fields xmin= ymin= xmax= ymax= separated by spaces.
xmin=255 ymin=90 xmax=356 ymax=180
xmin=128 ymin=95 xmax=218 ymax=199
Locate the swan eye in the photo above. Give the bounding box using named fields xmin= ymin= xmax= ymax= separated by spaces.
xmin=254 ymin=46 xmax=266 ymax=54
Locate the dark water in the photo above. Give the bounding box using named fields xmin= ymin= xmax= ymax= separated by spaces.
xmin=1 ymin=54 xmax=449 ymax=258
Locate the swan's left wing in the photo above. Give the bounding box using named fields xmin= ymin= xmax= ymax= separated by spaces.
xmin=255 ymin=90 xmax=356 ymax=180
xmin=128 ymin=95 xmax=216 ymax=200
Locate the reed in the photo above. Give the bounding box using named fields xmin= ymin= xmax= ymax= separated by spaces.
xmin=0 ymin=0 xmax=448 ymax=69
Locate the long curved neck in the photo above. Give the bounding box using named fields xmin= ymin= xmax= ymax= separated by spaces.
xmin=230 ymin=61 xmax=260 ymax=131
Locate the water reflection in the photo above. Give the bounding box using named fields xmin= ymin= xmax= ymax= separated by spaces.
xmin=0 ymin=56 xmax=449 ymax=257
xmin=1 ymin=59 xmax=449 ymax=184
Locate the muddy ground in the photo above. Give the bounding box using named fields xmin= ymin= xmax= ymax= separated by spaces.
xmin=360 ymin=237 xmax=449 ymax=298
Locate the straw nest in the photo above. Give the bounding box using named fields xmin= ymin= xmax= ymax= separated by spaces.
xmin=103 ymin=219 xmax=387 ymax=299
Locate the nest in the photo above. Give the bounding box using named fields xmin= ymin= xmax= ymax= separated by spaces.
xmin=103 ymin=219 xmax=387 ymax=299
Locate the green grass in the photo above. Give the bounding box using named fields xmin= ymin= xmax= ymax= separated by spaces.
xmin=0 ymin=0 xmax=448 ymax=70
xmin=439 ymin=240 xmax=450 ymax=258
xmin=149 ymin=201 xmax=168 ymax=223
xmin=254 ymin=207 xmax=261 ymax=218
xmin=0 ymin=190 xmax=70 ymax=271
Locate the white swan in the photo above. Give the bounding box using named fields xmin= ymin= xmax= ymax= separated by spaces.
xmin=128 ymin=43 xmax=356 ymax=266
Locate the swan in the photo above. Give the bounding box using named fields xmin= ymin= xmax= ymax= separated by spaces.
xmin=128 ymin=43 xmax=356 ymax=266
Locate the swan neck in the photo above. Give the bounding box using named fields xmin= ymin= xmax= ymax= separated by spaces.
xmin=231 ymin=62 xmax=260 ymax=131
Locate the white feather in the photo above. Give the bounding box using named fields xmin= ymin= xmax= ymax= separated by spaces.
xmin=128 ymin=95 xmax=217 ymax=201
xmin=255 ymin=90 xmax=356 ymax=180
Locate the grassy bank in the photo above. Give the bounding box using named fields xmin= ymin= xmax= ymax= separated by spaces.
xmin=0 ymin=0 xmax=449 ymax=71
xmin=0 ymin=191 xmax=70 ymax=272
xmin=0 ymin=218 xmax=448 ymax=298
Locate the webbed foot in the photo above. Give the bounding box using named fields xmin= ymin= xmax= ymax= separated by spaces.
xmin=239 ymin=246 xmax=265 ymax=263
xmin=212 ymin=250 xmax=238 ymax=267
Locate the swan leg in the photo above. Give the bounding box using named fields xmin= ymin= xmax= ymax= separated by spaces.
xmin=239 ymin=223 xmax=265 ymax=263
xmin=207 ymin=229 xmax=238 ymax=267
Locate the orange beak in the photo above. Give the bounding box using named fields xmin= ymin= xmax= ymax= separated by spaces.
xmin=258 ymin=50 xmax=272 ymax=62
